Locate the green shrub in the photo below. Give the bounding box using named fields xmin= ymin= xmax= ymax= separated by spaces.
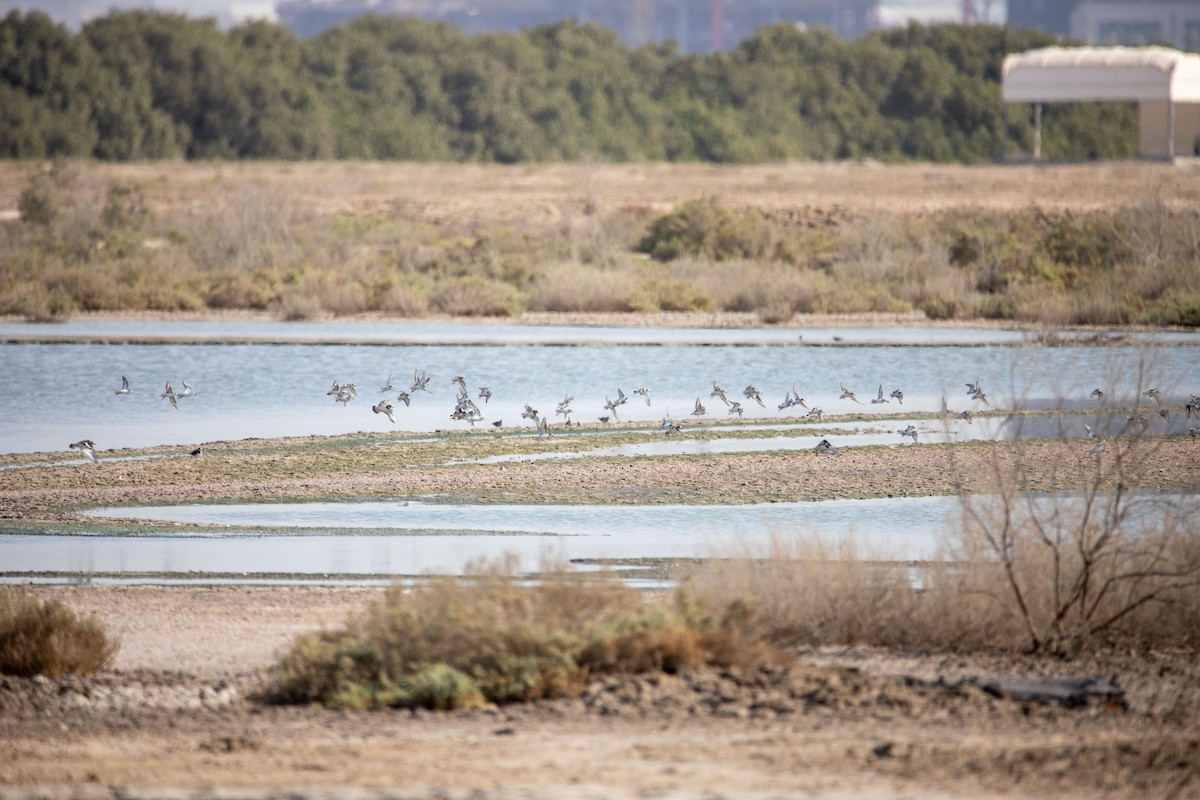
xmin=0 ymin=590 xmax=118 ymax=678
xmin=637 ymin=196 xmax=782 ymax=262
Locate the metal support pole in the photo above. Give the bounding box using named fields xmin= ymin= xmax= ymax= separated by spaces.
xmin=1033 ymin=102 xmax=1042 ymax=162
xmin=1167 ymin=99 xmax=1176 ymax=160
xmin=1001 ymin=103 xmax=1009 ymax=163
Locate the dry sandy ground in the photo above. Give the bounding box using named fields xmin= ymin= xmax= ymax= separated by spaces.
xmin=3 ymin=160 xmax=1200 ymax=226
xmin=2 ymin=584 xmax=1199 ymax=800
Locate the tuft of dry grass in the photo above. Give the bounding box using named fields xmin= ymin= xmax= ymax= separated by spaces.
xmin=0 ymin=589 xmax=119 ymax=678
xmin=267 ymin=557 xmax=784 ymax=710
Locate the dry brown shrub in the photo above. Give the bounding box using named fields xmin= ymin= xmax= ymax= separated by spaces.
xmin=528 ymin=262 xmax=640 ymax=313
xmin=0 ymin=589 xmax=118 ymax=678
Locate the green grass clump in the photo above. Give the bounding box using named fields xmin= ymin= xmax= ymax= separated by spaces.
xmin=0 ymin=590 xmax=119 ymax=678
xmin=267 ymin=560 xmax=782 ymax=710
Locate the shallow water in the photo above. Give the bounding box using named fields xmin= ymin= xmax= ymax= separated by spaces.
xmin=12 ymin=496 xmax=959 ymax=578
xmin=2 ymin=322 xmax=1196 ymax=454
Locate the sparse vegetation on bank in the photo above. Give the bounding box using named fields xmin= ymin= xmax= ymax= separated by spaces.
xmin=2 ymin=161 xmax=1198 ymax=327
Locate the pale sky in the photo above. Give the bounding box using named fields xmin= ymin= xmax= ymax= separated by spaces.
xmin=4 ymin=0 xmax=997 ymax=31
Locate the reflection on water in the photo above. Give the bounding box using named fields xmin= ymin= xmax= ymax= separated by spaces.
xmin=2 ymin=323 xmax=1197 ymax=454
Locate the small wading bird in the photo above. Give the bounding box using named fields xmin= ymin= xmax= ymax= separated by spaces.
xmin=692 ymin=397 xmax=706 ymax=417
xmin=69 ymin=439 xmax=98 ymax=464
xmin=889 ymin=388 xmax=904 ymax=404
xmin=379 ymin=374 xmax=396 ymax=393
xmin=396 ymin=391 xmax=411 ymax=407
xmin=633 ymin=387 xmax=651 ymax=406
xmin=537 ymin=416 xmax=550 ymax=439
xmin=411 ymin=370 xmax=431 ymax=393
xmin=838 ymin=383 xmax=863 ymax=405
xmin=744 ymin=385 xmax=765 ymax=408
xmin=478 ymin=387 xmax=492 ymax=403
xmin=189 ymin=446 xmax=204 ymax=457
xmin=1090 ymin=388 xmax=1105 ymax=401
xmin=806 ymin=407 xmax=824 ymax=422
xmin=813 ymin=438 xmax=839 ymax=456
xmin=661 ymin=415 xmax=681 ymax=434
xmin=372 ymin=400 xmax=395 ymax=424
xmin=521 ymin=404 xmax=540 ymax=423
xmin=175 ymin=379 xmax=195 ymax=399
xmin=115 ymin=376 xmax=133 ymax=395
xmin=899 ymin=424 xmax=918 ymax=444
xmin=1144 ymin=387 xmax=1161 ymax=404
xmin=161 ymin=382 xmax=178 ymax=409
xmin=728 ymin=401 xmax=744 ymax=419
xmin=492 ymin=419 xmax=502 ymax=429
xmin=871 ymin=384 xmax=889 ymax=405
xmin=960 ymin=410 xmax=973 ymax=424
xmin=1186 ymin=395 xmax=1199 ymax=419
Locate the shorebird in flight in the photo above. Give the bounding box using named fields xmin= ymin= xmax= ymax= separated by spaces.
xmin=870 ymin=384 xmax=889 ymax=405
xmin=613 ymin=388 xmax=628 ymax=407
xmin=743 ymin=385 xmax=765 ymax=408
xmin=603 ymin=396 xmax=622 ymax=422
xmin=806 ymin=407 xmax=824 ymax=422
xmin=710 ymin=382 xmax=730 ymax=407
xmin=959 ymin=410 xmax=973 ymax=424
xmin=411 ymin=370 xmax=431 ymax=393
xmin=633 ymin=387 xmax=651 ymax=406
xmin=692 ymin=397 xmax=706 ymax=417
xmin=966 ymin=379 xmax=983 ymax=398
xmin=728 ymin=401 xmax=744 ymax=418
xmin=1144 ymin=387 xmax=1161 ymax=404
xmin=660 ymin=415 xmax=681 ymax=434
xmin=372 ymin=401 xmax=396 ymax=423
xmin=396 ymin=391 xmax=411 ymax=407
xmin=521 ymin=404 xmax=540 ymax=423
xmin=379 ymin=375 xmax=396 ymax=393
xmin=537 ymin=416 xmax=550 ymax=439
xmin=69 ymin=439 xmax=98 ymax=464
xmin=115 ymin=376 xmax=133 ymax=395
xmin=478 ymin=387 xmax=492 ymax=403
xmin=889 ymin=388 xmax=904 ymax=404
xmin=161 ymin=382 xmax=178 ymax=409
xmin=838 ymin=383 xmax=863 ymax=404
xmin=899 ymin=424 xmax=918 ymax=443
xmin=176 ymin=380 xmax=195 ymax=399
xmin=451 ymin=375 xmax=468 ymax=395
xmin=1083 ymin=422 xmax=1098 ymax=440
xmin=1090 ymin=388 xmax=1105 ymax=401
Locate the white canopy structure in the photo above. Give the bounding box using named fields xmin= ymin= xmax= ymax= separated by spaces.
xmin=1001 ymin=46 xmax=1200 ymax=160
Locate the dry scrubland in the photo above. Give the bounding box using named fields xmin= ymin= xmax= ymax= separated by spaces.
xmin=3 ymin=160 xmax=1200 ymax=798
xmin=2 ymin=159 xmax=1200 ymax=326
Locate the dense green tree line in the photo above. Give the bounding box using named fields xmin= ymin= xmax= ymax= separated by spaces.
xmin=0 ymin=9 xmax=1137 ymax=163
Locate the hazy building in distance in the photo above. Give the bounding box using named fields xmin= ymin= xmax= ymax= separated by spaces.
xmin=275 ymin=0 xmax=881 ymax=51
xmin=1008 ymin=1 xmax=1200 ymax=51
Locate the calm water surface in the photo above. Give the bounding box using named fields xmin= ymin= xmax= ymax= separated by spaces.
xmin=2 ymin=322 xmax=1197 ymax=454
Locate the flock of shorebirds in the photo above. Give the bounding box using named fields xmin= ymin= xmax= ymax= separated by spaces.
xmin=66 ymin=373 xmax=1199 ymax=464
